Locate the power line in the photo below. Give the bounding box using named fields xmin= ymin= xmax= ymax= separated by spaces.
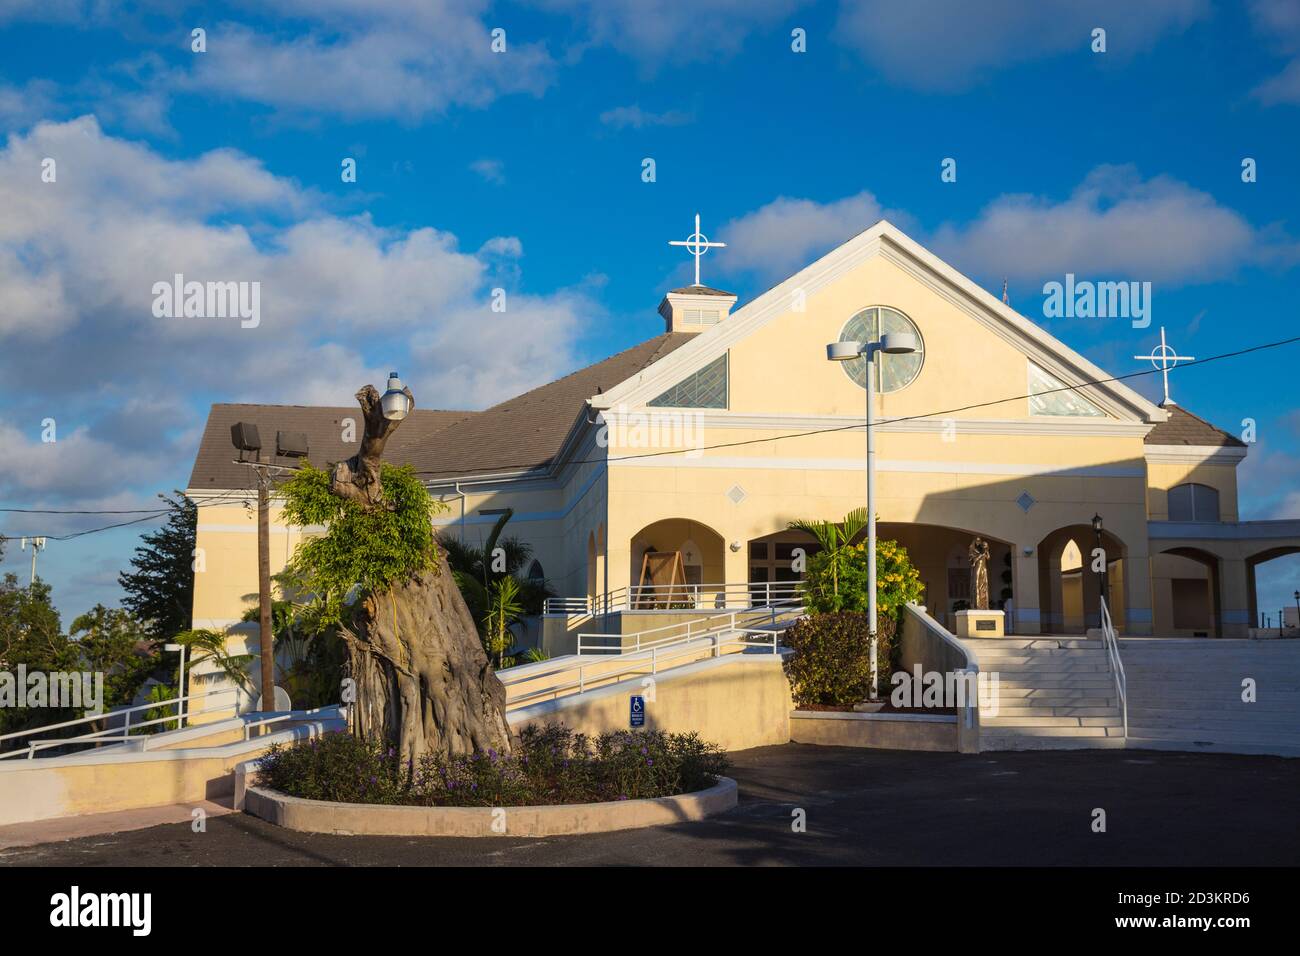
xmin=3 ymin=331 xmax=1296 ymax=522
xmin=408 ymin=331 xmax=1300 ymax=477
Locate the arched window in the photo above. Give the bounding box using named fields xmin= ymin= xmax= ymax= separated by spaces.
xmin=527 ymin=559 xmax=545 ymax=583
xmin=1168 ymin=483 xmax=1220 ymax=522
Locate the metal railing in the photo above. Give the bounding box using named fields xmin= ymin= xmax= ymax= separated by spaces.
xmin=543 ymin=580 xmax=804 ymax=616
xmin=506 ymin=625 xmax=784 ymax=710
xmin=0 ymin=686 xmax=241 ymax=760
xmin=1099 ymin=596 xmax=1128 ymax=739
xmin=575 ymin=606 xmax=801 ymax=655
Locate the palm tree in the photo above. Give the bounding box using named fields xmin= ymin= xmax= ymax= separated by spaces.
xmin=788 ymin=507 xmax=869 ymax=596
xmin=439 ymin=509 xmax=552 ymax=659
xmin=171 ymin=628 xmax=256 ymax=700
xmin=482 ymin=576 xmax=524 ymax=667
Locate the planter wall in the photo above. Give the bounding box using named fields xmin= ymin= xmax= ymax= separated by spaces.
xmin=243 ymin=776 xmax=737 ymax=838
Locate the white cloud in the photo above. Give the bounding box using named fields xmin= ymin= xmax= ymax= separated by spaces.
xmin=0 ymin=117 xmax=594 ymax=501
xmin=598 ymin=105 xmax=692 ymax=129
xmin=715 ymin=167 xmax=1297 ymax=292
xmin=1249 ymin=0 xmax=1300 ymax=105
xmin=177 ymin=11 xmax=554 ymax=121
xmin=534 ymin=0 xmax=800 ymax=63
xmin=717 ymin=190 xmax=911 ymax=283
xmin=469 ymin=158 xmax=505 ymax=183
xmin=931 ymin=165 xmax=1295 ymax=284
xmin=835 ymin=0 xmax=1208 ymax=91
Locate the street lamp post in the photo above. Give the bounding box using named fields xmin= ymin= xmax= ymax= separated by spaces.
xmin=1091 ymin=513 xmax=1108 ymax=618
xmin=1292 ymin=590 xmax=1299 ymax=635
xmin=827 ymin=332 xmax=918 ymax=699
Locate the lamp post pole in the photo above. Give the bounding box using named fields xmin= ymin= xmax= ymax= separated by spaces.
xmin=827 ymin=334 xmax=917 ymax=701
xmin=864 ymin=346 xmax=879 ymax=699
xmin=257 ymin=467 xmax=275 ymax=714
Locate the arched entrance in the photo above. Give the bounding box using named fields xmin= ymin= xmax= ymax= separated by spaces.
xmin=1037 ymin=525 xmax=1127 ymax=634
xmin=629 ymin=518 xmax=726 ymax=609
xmin=877 ymin=523 xmax=1015 ymax=632
xmin=1247 ymin=546 xmax=1300 ymax=630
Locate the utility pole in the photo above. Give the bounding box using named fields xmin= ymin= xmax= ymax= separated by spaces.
xmin=20 ymin=536 xmax=46 ymax=587
xmin=256 ymin=467 xmax=275 ymax=713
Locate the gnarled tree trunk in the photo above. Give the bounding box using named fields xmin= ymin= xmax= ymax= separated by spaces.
xmin=331 ymin=383 xmax=513 ymax=762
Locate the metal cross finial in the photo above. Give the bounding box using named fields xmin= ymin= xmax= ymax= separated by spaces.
xmin=1134 ymin=326 xmax=1195 ymax=406
xmin=669 ymin=213 xmax=726 ymax=287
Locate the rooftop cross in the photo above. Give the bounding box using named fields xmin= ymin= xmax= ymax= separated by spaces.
xmin=669 ymin=213 xmax=726 ymax=287
xmin=1134 ymin=326 xmax=1195 ymax=406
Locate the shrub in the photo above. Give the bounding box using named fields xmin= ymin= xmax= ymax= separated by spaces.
xmin=257 ymin=723 xmax=729 ymax=807
xmin=782 ymin=611 xmax=897 ymax=707
xmin=802 ymin=538 xmax=923 ymax=617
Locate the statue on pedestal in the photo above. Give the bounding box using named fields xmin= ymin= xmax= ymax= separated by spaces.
xmin=968 ymin=537 xmax=991 ymax=611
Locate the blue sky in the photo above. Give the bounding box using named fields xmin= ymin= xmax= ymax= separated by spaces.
xmin=1 ymin=0 xmax=1298 ymax=624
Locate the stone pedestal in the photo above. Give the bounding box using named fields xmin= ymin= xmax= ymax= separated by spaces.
xmin=955 ymin=609 xmax=1005 ymax=638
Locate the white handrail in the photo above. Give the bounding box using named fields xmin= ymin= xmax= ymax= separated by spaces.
xmin=574 ymin=605 xmax=803 ymax=656
xmin=0 ymin=685 xmax=242 ymax=759
xmin=544 ymin=580 xmax=805 ymax=615
xmin=1099 ymin=596 xmax=1128 ymax=739
xmin=507 ymin=625 xmax=783 ymax=709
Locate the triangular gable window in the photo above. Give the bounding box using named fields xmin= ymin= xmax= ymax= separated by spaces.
xmin=1028 ymin=362 xmax=1105 ymax=417
xmin=648 ymin=354 xmax=728 ymax=409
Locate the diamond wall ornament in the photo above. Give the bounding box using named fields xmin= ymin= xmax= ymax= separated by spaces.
xmin=727 ymin=484 xmax=747 ymax=505
xmin=1016 ymin=491 xmax=1036 ymax=513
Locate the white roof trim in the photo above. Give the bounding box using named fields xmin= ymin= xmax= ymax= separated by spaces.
xmin=593 ymin=220 xmax=1165 ymax=425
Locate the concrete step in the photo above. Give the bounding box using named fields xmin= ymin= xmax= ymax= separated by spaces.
xmin=978 ymin=724 xmax=1123 ymax=737
xmin=980 ymin=735 xmax=1127 ymax=751
xmin=966 ymin=639 xmax=1100 ymax=650
xmin=983 ymin=714 xmax=1123 ymax=727
xmin=1125 ymin=736 xmax=1300 ymax=757
xmin=992 ymin=706 xmax=1120 ymax=718
xmin=1127 ymin=716 xmax=1300 ymax=735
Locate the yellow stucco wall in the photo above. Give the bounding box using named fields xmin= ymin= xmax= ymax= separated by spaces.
xmin=190 ymin=234 xmax=1263 ymax=645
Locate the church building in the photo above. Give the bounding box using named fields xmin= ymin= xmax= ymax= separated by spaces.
xmin=186 ymin=220 xmax=1300 ymax=669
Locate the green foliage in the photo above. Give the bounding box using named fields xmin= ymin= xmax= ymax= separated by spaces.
xmin=173 ymin=628 xmax=255 ymax=697
xmin=140 ymin=683 xmax=179 ymax=733
xmin=782 ymin=611 xmax=897 ymax=707
xmin=802 ymin=537 xmax=924 ymax=617
xmin=69 ymin=604 xmax=156 ymax=709
xmin=439 ymin=508 xmax=553 ymax=659
xmin=276 ymin=462 xmax=444 ymax=626
xmin=118 ymin=492 xmax=196 ymax=640
xmin=258 ymin=723 xmax=729 ymax=807
xmin=788 ymin=508 xmax=867 ymax=596
xmin=0 ymin=574 xmax=75 ymax=736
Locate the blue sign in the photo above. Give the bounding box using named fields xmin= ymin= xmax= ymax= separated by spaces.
xmin=629 ymin=695 xmax=645 ymax=728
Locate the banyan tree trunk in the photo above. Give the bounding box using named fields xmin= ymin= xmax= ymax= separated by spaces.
xmin=344 ymin=551 xmax=512 ymax=762
xmin=329 ymin=382 xmax=513 ymax=763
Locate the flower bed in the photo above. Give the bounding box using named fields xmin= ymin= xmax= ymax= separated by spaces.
xmin=257 ymin=723 xmax=728 ymax=807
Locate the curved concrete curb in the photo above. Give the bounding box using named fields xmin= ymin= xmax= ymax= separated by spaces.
xmin=243 ymin=776 xmax=737 ymax=837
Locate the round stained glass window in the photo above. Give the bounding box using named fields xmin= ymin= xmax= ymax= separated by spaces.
xmin=838 ymin=306 xmax=925 ymax=393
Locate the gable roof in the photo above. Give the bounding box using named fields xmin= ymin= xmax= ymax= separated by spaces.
xmin=594 ymin=220 xmax=1167 ymax=426
xmin=187 ymin=332 xmax=698 ymax=490
xmin=1144 ymin=404 xmax=1246 ymax=448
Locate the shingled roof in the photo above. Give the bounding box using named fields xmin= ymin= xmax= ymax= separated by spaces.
xmin=187 ymin=405 xmax=474 ymax=491
xmin=187 ymin=332 xmax=698 ymax=490
xmin=1144 ymin=404 xmax=1246 ymax=448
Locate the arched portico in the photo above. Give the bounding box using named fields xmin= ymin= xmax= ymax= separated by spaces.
xmin=628 ymin=518 xmax=726 ymax=609
xmin=1037 ymin=524 xmax=1128 ymax=635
